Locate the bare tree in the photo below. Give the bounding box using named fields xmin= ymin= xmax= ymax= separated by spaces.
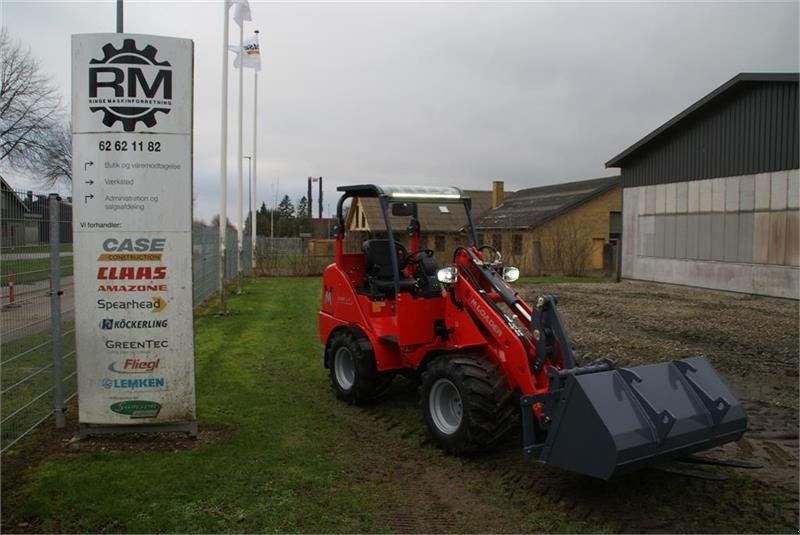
xmin=0 ymin=27 xmax=69 ymax=186
xmin=25 ymin=119 xmax=71 ymax=187
xmin=542 ymin=218 xmax=594 ymax=277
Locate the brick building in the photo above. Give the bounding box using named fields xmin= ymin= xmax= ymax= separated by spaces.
xmin=475 ymin=177 xmax=621 ymax=275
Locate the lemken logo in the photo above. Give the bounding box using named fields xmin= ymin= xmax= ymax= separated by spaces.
xmin=88 ymin=39 xmax=172 ymax=132
xmin=101 ymin=376 xmax=166 ymax=390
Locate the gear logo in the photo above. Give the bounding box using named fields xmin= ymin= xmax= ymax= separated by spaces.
xmin=88 ymin=39 xmax=173 ymax=132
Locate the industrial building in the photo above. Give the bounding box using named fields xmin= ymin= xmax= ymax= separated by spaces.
xmin=606 ymin=73 xmax=799 ymax=299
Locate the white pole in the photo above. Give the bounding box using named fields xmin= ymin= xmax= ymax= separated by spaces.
xmin=251 ymin=49 xmax=258 ymax=274
xmin=236 ymin=21 xmax=244 ymax=294
xmin=218 ymin=0 xmax=230 ymax=315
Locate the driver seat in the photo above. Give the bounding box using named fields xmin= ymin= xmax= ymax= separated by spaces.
xmin=362 ymin=239 xmax=416 ymax=299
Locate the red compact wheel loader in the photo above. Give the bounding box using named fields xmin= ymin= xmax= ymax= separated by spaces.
xmin=318 ymin=184 xmax=747 ymax=479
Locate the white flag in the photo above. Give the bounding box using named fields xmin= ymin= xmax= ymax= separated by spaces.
xmin=228 ymin=34 xmax=261 ymax=71
xmin=228 ymin=0 xmax=251 ymax=27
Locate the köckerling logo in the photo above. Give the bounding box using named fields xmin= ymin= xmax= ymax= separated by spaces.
xmin=88 ymin=39 xmax=173 ymax=131
xmin=100 ymin=318 xmax=168 ymax=330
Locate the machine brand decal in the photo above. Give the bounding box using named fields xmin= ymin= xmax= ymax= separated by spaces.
xmin=96 ymin=296 xmax=167 ymax=312
xmin=470 ymin=298 xmax=502 ymax=337
xmin=100 ymin=318 xmax=168 ymax=329
xmin=335 ymin=295 xmax=353 ymax=305
xmin=108 ymin=358 xmax=161 ymax=373
xmin=97 ymin=283 xmax=168 ymax=292
xmin=101 ymin=376 xmax=166 ymax=389
xmin=105 ymin=339 xmax=169 ymax=350
xmin=98 ymin=237 xmax=165 ymax=261
xmin=109 ymin=400 xmax=162 ymax=418
xmin=97 ymin=266 xmax=167 ymax=280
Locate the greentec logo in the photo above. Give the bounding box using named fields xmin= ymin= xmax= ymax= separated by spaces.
xmin=110 ymin=400 xmax=161 ymax=418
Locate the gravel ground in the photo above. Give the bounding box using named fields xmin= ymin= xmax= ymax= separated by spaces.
xmin=518 ymin=279 xmax=799 ymax=522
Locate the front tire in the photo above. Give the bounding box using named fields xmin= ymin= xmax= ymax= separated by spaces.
xmin=325 ymin=330 xmax=392 ymax=405
xmin=420 ymin=354 xmax=515 ymax=454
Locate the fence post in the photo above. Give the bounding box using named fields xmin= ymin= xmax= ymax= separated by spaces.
xmin=49 ymin=194 xmax=66 ymax=428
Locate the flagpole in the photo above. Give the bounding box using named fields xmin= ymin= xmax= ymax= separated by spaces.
xmin=218 ymin=0 xmax=230 ymax=315
xmin=236 ymin=21 xmax=244 ymax=295
xmin=251 ymin=30 xmax=259 ymax=275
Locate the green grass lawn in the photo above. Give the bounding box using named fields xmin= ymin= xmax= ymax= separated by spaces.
xmin=0 ymin=257 xmax=73 ymax=286
xmin=1 ymin=278 xmax=794 ymax=533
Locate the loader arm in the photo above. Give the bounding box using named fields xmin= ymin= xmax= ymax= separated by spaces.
xmin=447 ymin=245 xmax=747 ymax=480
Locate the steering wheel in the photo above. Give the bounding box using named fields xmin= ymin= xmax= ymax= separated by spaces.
xmin=406 ymin=249 xmax=435 ymax=265
xmin=394 ymin=241 xmax=409 ymax=268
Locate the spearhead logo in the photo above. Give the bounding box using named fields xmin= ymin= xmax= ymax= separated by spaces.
xmin=88 ymin=39 xmax=172 ymax=131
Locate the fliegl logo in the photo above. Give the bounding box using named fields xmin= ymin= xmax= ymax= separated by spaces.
xmin=108 ymin=358 xmax=161 ymax=374
xmin=88 ymin=39 xmax=172 ymax=132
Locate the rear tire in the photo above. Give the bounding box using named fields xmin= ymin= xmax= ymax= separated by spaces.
xmin=420 ymin=354 xmax=515 ymax=454
xmin=325 ymin=330 xmax=392 ymax=405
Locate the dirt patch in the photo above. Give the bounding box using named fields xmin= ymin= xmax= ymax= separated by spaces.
xmin=517 ymin=280 xmax=799 ymax=524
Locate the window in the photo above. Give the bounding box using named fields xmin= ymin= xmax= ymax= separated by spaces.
xmin=435 ymin=235 xmax=446 ymax=252
xmin=609 ymin=211 xmax=622 ymax=240
xmin=512 ymin=234 xmax=522 ymax=255
xmin=492 ymin=234 xmax=502 ymax=251
xmin=360 ymin=210 xmax=366 ymax=228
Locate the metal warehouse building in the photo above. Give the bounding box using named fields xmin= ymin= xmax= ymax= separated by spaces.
xmin=606 ymin=73 xmax=799 ymax=299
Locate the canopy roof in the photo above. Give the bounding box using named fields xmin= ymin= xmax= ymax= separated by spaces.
xmin=337 ymin=184 xmax=466 ymax=202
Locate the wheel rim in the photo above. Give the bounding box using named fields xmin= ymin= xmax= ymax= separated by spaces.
xmin=334 ymin=346 xmax=356 ymax=390
xmin=429 ymin=378 xmax=463 ymax=434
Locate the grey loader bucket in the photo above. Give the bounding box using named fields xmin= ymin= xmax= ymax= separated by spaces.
xmin=525 ymin=356 xmax=747 ymax=480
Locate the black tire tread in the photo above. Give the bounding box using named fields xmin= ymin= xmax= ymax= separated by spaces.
xmin=420 ymin=353 xmax=515 ymax=454
xmin=325 ymin=330 xmax=392 ymax=405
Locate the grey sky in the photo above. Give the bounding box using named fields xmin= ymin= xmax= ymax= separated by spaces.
xmin=1 ymin=1 xmax=798 ymax=221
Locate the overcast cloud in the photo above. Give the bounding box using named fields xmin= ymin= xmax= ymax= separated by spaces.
xmin=1 ymin=1 xmax=797 ymax=221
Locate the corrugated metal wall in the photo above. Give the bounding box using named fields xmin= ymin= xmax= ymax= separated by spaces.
xmin=621 ymin=81 xmax=799 ymax=188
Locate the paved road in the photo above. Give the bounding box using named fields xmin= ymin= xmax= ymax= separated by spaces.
xmin=1 ymin=252 xmax=74 ymax=261
xmin=0 ymin=276 xmax=75 ymax=344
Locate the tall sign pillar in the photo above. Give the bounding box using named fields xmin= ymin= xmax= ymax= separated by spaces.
xmin=71 ymin=34 xmax=196 ymax=436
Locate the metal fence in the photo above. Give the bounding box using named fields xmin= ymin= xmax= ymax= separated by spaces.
xmin=1 ymin=191 xmax=76 ymax=451
xmin=0 ymin=192 xmax=251 ymax=451
xmin=1 ymin=186 xmax=332 ymax=451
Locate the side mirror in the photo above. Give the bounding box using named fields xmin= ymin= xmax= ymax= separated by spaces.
xmin=391 ymin=202 xmax=416 ymax=217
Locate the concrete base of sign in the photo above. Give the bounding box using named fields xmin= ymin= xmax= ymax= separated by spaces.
xmin=78 ymin=421 xmax=198 ymax=439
